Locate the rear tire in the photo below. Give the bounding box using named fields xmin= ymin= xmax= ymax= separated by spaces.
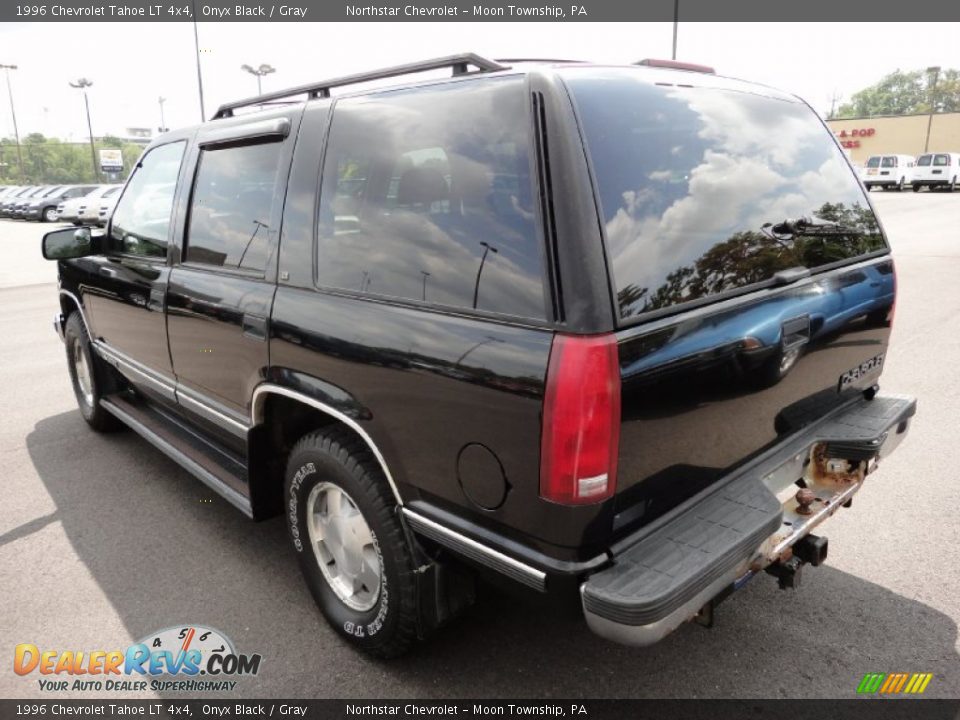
xmin=64 ymin=312 xmax=124 ymax=432
xmin=912 ymin=184 xmax=921 ymax=192
xmin=951 ymin=177 xmax=958 ymax=193
xmin=42 ymin=206 xmax=58 ymax=222
xmin=896 ymin=177 xmax=905 ymax=192
xmin=285 ymin=427 xmax=418 ymax=658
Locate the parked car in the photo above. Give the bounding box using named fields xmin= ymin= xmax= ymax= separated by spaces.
xmin=12 ymin=186 xmax=66 ymax=219
xmin=912 ymin=152 xmax=960 ymax=192
xmin=41 ymin=54 xmax=916 ymax=657
xmin=861 ymin=154 xmax=914 ymax=191
xmin=78 ymin=189 xmax=123 ymax=226
xmin=0 ymin=185 xmax=42 ymax=217
xmin=22 ymin=185 xmax=99 ymax=222
xmin=60 ymin=185 xmax=121 ymax=225
xmin=94 ymin=194 xmax=122 ymax=227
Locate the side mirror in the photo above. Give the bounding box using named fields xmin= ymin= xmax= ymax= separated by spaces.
xmin=42 ymin=227 xmax=100 ymax=260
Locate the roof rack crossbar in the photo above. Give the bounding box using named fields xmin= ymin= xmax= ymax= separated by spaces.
xmin=213 ymin=53 xmax=508 ymax=119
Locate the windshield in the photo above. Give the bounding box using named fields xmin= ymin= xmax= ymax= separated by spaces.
xmin=564 ymin=68 xmax=886 ymax=319
xmin=866 ymin=156 xmax=882 ymax=168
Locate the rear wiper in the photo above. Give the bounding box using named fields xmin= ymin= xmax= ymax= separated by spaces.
xmin=763 ymin=216 xmax=862 ymax=237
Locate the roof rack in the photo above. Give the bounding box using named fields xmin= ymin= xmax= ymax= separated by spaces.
xmin=493 ymin=58 xmax=587 ymax=65
xmin=635 ymin=58 xmax=716 ymax=74
xmin=212 ymin=53 xmax=509 ymax=119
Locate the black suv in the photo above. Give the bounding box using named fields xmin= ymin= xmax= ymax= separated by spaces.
xmin=42 ymin=54 xmax=916 ymax=657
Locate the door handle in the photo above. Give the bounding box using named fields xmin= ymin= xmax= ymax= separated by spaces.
xmin=243 ymin=314 xmax=268 ymax=341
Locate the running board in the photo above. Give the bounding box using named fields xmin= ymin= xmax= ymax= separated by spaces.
xmin=100 ymin=394 xmax=253 ymax=517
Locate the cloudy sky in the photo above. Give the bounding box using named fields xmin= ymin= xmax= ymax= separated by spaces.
xmin=0 ymin=21 xmax=957 ymax=141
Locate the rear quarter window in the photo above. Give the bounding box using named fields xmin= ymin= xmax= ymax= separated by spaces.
xmin=314 ymin=77 xmax=546 ymax=320
xmin=564 ymin=69 xmax=886 ymax=320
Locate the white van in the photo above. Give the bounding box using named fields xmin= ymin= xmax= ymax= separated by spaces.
xmin=912 ymin=153 xmax=960 ymax=192
xmin=862 ymin=154 xmax=915 ymax=191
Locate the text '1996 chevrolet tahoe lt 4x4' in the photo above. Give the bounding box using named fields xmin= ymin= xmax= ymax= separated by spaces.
xmin=43 ymin=54 xmax=916 ymax=657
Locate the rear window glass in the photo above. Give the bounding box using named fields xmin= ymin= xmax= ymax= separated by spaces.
xmin=933 ymin=154 xmax=950 ymax=166
xmin=881 ymin=157 xmax=896 ymax=167
xmin=865 ymin=156 xmax=882 ymax=168
xmin=917 ymin=155 xmax=932 ymax=166
xmin=564 ymin=69 xmax=886 ymax=320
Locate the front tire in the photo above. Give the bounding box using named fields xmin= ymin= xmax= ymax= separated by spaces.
xmin=912 ymin=184 xmax=922 ymax=192
xmin=42 ymin=206 xmax=58 ymax=222
xmin=896 ymin=177 xmax=905 ymax=192
xmin=285 ymin=427 xmax=418 ymax=658
xmin=64 ymin=312 xmax=123 ymax=432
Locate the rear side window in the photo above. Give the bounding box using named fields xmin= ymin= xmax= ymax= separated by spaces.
xmin=110 ymin=141 xmax=185 ymax=259
xmin=933 ymin=154 xmax=950 ymax=166
xmin=315 ymin=77 xmax=545 ymax=320
xmin=564 ymin=69 xmax=886 ymax=320
xmin=184 ymin=141 xmax=284 ymax=273
xmin=865 ymin=156 xmax=882 ymax=168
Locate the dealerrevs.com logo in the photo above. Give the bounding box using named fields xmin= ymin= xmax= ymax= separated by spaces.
xmin=14 ymin=625 xmax=262 ymax=693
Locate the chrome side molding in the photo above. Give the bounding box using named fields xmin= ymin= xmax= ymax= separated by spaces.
xmin=402 ymin=508 xmax=548 ymax=592
xmin=94 ymin=341 xmax=177 ymax=403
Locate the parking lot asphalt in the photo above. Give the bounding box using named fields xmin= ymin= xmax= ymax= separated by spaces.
xmin=1 ymin=190 xmax=959 ymax=699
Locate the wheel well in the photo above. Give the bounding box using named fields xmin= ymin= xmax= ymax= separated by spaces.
xmin=247 ymin=393 xmax=339 ymax=520
xmin=60 ymin=293 xmax=79 ymax=319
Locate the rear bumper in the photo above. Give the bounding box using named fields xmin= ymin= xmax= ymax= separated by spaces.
xmin=580 ymin=393 xmax=916 ymax=646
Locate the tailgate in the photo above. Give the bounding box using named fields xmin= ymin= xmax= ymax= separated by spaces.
xmin=613 ymin=257 xmax=895 ymax=530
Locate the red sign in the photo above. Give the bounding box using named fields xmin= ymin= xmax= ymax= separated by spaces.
xmin=834 ymin=127 xmax=875 ymax=149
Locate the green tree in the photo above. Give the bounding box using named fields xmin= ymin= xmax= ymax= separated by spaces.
xmin=835 ymin=68 xmax=960 ymax=118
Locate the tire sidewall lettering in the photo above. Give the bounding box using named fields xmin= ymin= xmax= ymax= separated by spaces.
xmin=288 ymin=462 xmax=316 ymax=552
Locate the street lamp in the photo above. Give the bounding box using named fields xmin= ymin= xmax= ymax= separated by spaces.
xmin=0 ymin=63 xmax=24 ymax=183
xmin=923 ymin=66 xmax=941 ymax=154
xmin=158 ymin=96 xmax=167 ymax=133
xmin=420 ymin=270 xmax=431 ymax=301
xmin=69 ymin=78 xmax=99 ymax=182
xmin=241 ymin=63 xmax=276 ymax=95
xmin=671 ymin=0 xmax=679 ymax=60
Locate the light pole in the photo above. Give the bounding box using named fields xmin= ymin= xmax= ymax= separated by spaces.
xmin=472 ymin=241 xmax=498 ymax=309
xmin=0 ymin=63 xmax=24 ymax=183
xmin=671 ymin=0 xmax=679 ymax=60
xmin=191 ymin=4 xmax=206 ymax=121
xmin=69 ymin=78 xmax=99 ymax=183
xmin=420 ymin=270 xmax=431 ymax=301
xmin=241 ymin=63 xmax=276 ymax=95
xmin=158 ymin=96 xmax=167 ymax=133
xmin=923 ymin=66 xmax=941 ymax=154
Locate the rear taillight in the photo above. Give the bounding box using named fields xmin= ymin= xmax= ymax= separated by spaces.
xmin=539 ymin=333 xmax=621 ymax=505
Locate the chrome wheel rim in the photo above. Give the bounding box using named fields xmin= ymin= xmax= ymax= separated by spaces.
xmin=44 ymin=208 xmax=57 ymax=221
xmin=72 ymin=338 xmax=94 ymax=406
xmin=306 ymin=481 xmax=380 ymax=611
xmin=780 ymin=347 xmax=801 ymax=375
